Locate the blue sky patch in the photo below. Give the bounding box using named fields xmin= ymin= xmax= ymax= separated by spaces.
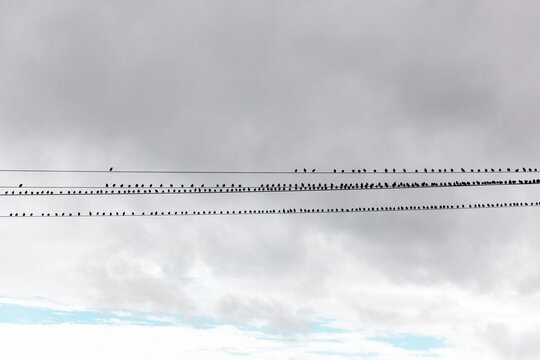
xmin=0 ymin=299 xmax=182 ymax=326
xmin=368 ymin=333 xmax=445 ymax=351
xmin=309 ymin=350 xmax=378 ymax=358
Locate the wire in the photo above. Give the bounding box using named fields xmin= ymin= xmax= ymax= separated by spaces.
xmin=0 ymin=167 xmax=538 ymax=175
xmin=2 ymin=201 xmax=539 ymax=218
xmin=2 ymin=179 xmax=539 ymax=196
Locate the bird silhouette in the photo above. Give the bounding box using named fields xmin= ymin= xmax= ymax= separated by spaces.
xmin=109 ymin=167 xmax=113 ymax=171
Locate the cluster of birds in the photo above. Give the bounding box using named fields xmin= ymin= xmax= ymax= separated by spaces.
xmin=294 ymin=167 xmax=540 ymax=173
xmin=6 ymin=201 xmax=540 ymax=218
xmin=3 ymin=178 xmax=540 ymax=197
xmin=2 ymin=165 xmax=539 ymax=218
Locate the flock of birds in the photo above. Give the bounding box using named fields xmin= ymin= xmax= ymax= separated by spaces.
xmin=2 ymin=178 xmax=540 ymax=197
xmin=5 ymin=201 xmax=540 ymax=218
xmin=293 ymin=167 xmax=540 ymax=174
xmin=1 ymin=166 xmax=539 ymax=218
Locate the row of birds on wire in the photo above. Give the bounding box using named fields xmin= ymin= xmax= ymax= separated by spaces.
xmin=295 ymin=167 xmax=540 ymax=174
xmin=4 ymin=201 xmax=540 ymax=218
xmin=1 ymin=166 xmax=540 ymax=174
xmin=1 ymin=178 xmax=539 ymax=197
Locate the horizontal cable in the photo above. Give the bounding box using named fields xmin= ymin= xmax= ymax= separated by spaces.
xmin=1 ymin=178 xmax=540 ymax=197
xmin=0 ymin=167 xmax=538 ymax=175
xmin=2 ymin=201 xmax=539 ymax=218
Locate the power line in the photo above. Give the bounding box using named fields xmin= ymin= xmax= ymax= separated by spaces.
xmin=0 ymin=167 xmax=539 ymax=175
xmin=2 ymin=179 xmax=539 ymax=197
xmin=2 ymin=201 xmax=539 ymax=218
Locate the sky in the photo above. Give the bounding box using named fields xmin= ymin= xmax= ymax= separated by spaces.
xmin=1 ymin=0 xmax=540 ymax=359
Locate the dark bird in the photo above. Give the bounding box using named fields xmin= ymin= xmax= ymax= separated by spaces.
xmin=19 ymin=184 xmax=22 ymax=187
xmin=295 ymin=169 xmax=298 ymax=173
xmin=303 ymin=168 xmax=307 ymax=173
xmin=109 ymin=167 xmax=113 ymax=171
xmin=312 ymin=169 xmax=315 ymax=172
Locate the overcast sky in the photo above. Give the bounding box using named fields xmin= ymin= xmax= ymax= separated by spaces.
xmin=1 ymin=0 xmax=540 ymax=359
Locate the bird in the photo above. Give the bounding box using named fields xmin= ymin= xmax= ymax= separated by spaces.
xmin=109 ymin=167 xmax=113 ymax=171
xmin=19 ymin=184 xmax=22 ymax=187
xmin=303 ymin=168 xmax=307 ymax=173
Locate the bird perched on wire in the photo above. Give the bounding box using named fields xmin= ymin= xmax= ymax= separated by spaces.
xmin=109 ymin=167 xmax=113 ymax=171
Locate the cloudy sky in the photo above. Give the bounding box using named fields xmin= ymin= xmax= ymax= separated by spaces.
xmin=1 ymin=0 xmax=540 ymax=358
